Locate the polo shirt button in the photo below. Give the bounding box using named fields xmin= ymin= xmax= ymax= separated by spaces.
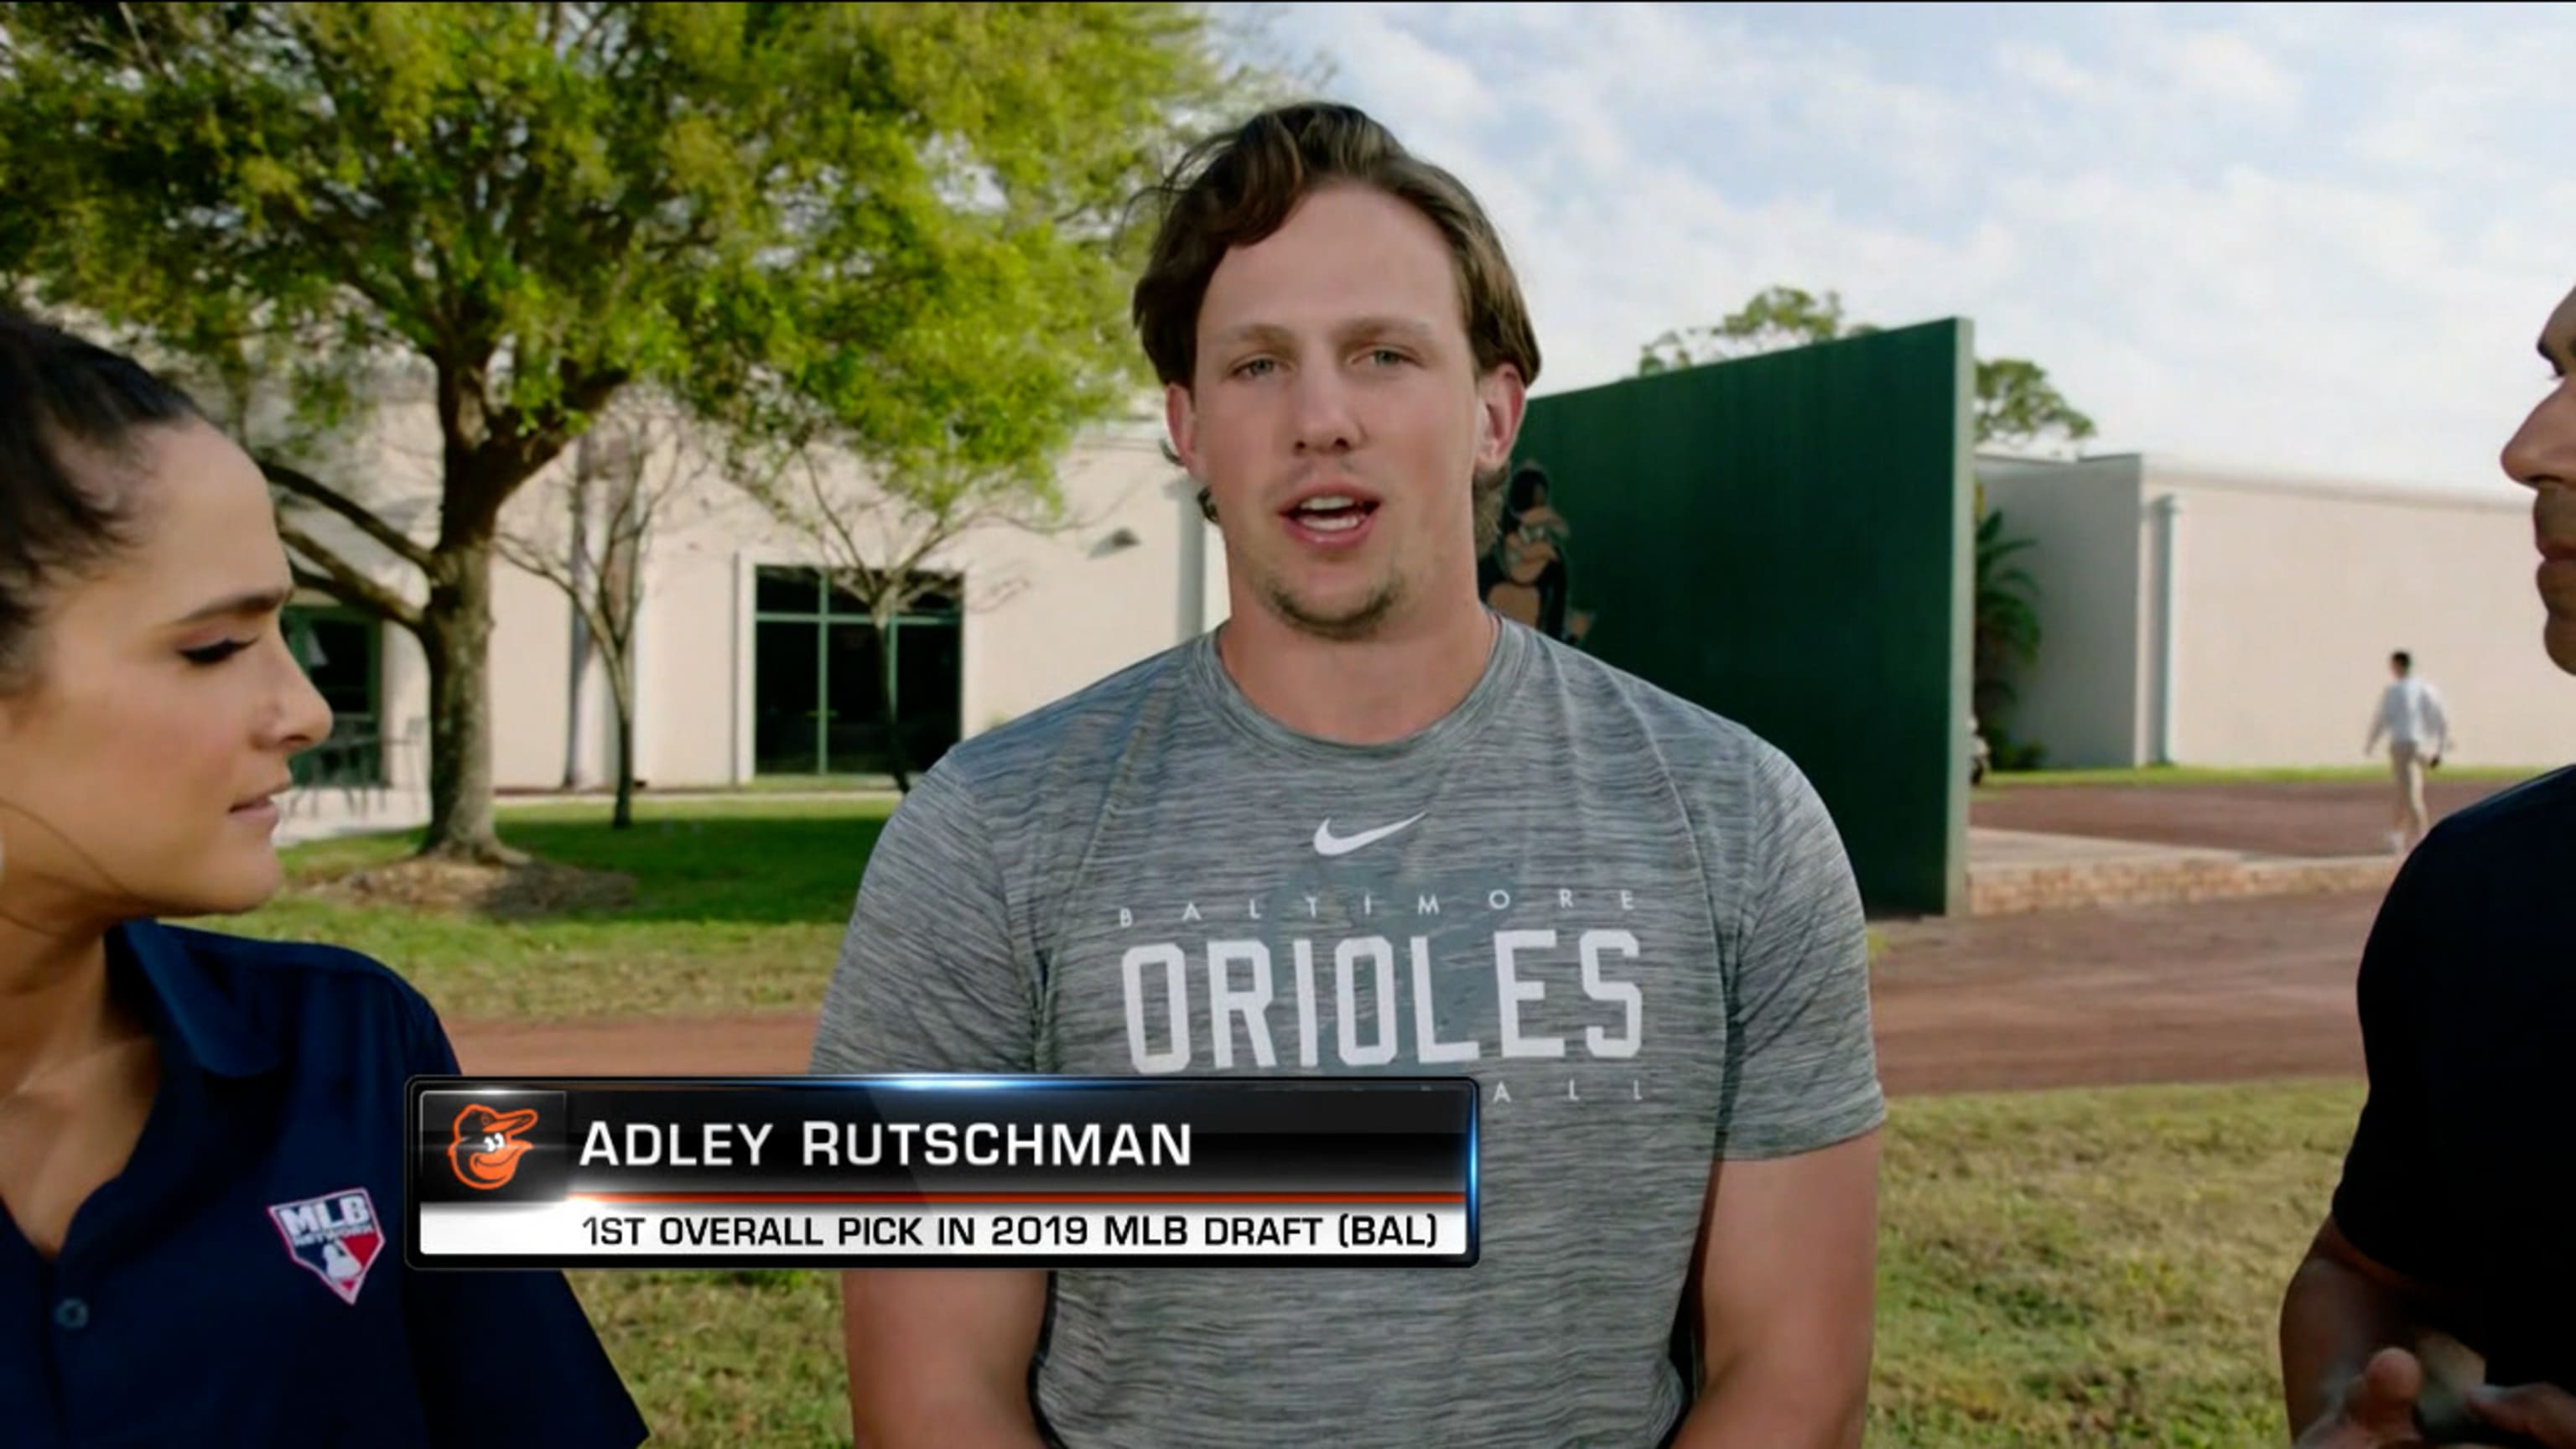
xmin=53 ymin=1297 xmax=89 ymax=1331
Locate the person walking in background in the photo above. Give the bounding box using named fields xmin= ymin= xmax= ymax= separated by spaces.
xmin=2364 ymin=650 xmax=2449 ymax=854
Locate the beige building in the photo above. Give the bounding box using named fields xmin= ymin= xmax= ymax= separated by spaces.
xmin=1980 ymin=453 xmax=2576 ymax=769
xmin=282 ymin=401 xmax=2576 ymax=827
xmin=280 ymin=397 xmax=1228 ymax=803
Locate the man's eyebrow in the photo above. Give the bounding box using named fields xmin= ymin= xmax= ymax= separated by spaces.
xmin=1211 ymin=320 xmax=1295 ymax=350
xmin=171 ymin=586 xmax=293 ymax=627
xmin=1210 ymin=316 xmax=1439 ymax=350
xmin=1340 ymin=315 xmax=1436 ymax=342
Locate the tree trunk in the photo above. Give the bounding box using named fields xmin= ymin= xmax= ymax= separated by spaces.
xmin=608 ymin=651 xmax=636 ymax=831
xmin=563 ymin=440 xmax=592 ymax=791
xmin=613 ymin=710 xmax=636 ymax=829
xmin=419 ymin=546 xmax=523 ymax=864
xmin=877 ymin=615 xmax=916 ymax=794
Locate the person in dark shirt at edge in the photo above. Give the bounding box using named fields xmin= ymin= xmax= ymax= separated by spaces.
xmin=2277 ymin=276 xmax=2576 ymax=1449
xmin=0 ymin=309 xmax=647 ymax=1448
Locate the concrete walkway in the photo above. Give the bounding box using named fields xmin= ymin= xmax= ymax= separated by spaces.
xmin=275 ymin=787 xmax=430 ymax=847
xmin=1965 ymin=826 xmax=2394 ymax=916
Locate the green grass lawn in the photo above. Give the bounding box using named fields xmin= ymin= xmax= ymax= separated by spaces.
xmin=220 ymin=797 xmax=893 ymax=1021
xmin=234 ymin=798 xmax=1898 ymax=1020
xmin=561 ymin=1078 xmax=2359 ymax=1448
xmin=1870 ymin=1079 xmax=2351 ymax=1446
xmin=1986 ymin=763 xmax=2547 ymax=788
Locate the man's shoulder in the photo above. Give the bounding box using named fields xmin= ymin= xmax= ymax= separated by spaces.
xmin=2418 ymin=766 xmax=2576 ymax=857
xmin=2384 ymin=766 xmax=2576 ymax=934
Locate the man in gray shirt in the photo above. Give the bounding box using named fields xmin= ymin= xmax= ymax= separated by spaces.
xmin=813 ymin=101 xmax=1884 ymax=1449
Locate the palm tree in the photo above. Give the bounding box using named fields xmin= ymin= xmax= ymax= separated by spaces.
xmin=1974 ymin=505 xmax=2043 ymax=731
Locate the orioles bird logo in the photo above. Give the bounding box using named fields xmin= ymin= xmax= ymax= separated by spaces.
xmin=448 ymin=1104 xmax=543 ymax=1191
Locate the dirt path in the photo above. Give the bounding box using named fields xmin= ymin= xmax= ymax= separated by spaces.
xmin=446 ymin=889 xmax=2390 ymax=1096
xmin=1866 ymin=888 xmax=2378 ymax=1093
xmin=1971 ymin=778 xmax=2518 ymax=858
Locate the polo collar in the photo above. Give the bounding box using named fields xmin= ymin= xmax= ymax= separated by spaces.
xmin=113 ymin=919 xmax=281 ymax=1079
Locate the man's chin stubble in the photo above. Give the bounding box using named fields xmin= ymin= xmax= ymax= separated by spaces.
xmin=1266 ymin=575 xmax=1405 ymax=642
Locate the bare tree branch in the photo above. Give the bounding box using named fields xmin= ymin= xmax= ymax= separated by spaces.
xmin=278 ymin=519 xmax=424 ymax=630
xmin=799 ymin=450 xmax=886 ymax=600
xmin=260 ymin=456 xmax=436 ymax=573
xmin=497 ymin=396 xmax=712 ymax=614
xmin=974 ymin=569 xmax=1034 ymax=615
xmin=493 ymin=531 xmax=576 ymax=592
xmin=496 ymin=523 xmax=626 ymax=688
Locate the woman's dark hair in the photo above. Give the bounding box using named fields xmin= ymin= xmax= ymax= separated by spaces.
xmin=1504 ymin=461 xmax=1550 ymax=518
xmin=0 ymin=308 xmax=204 ymax=689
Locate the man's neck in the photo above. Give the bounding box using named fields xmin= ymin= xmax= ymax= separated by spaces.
xmin=1216 ymin=593 xmax=1501 ymax=746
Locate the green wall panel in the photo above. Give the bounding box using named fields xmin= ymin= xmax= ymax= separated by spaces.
xmin=1502 ymin=319 xmax=1975 ymax=915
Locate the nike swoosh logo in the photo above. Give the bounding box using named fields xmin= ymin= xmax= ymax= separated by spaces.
xmin=1313 ymin=813 xmax=1427 ymax=857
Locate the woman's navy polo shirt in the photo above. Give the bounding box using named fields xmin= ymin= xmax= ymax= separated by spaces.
xmin=1 ymin=920 xmax=650 ymax=1447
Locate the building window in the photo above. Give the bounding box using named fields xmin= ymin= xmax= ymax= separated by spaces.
xmin=751 ymin=566 xmax=964 ymax=778
xmin=283 ymin=605 xmax=384 ymax=787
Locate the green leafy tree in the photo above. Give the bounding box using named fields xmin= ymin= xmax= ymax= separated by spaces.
xmin=726 ymin=7 xmax=1332 ymax=797
xmin=1637 ymin=284 xmax=1867 ymax=367
xmin=1638 ymin=284 xmax=2100 ymax=455
xmin=0 ymin=1 xmax=1235 ymax=861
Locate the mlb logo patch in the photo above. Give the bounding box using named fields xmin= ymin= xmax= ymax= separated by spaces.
xmin=267 ymin=1187 xmax=385 ymax=1306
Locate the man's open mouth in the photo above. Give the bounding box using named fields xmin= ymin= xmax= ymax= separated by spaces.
xmin=1283 ymin=492 xmax=1380 ymax=534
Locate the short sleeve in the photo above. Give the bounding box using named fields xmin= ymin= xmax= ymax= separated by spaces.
xmin=2329 ymin=852 xmax=2452 ymax=1285
xmin=399 ymin=1000 xmax=651 ymax=1449
xmin=1711 ymin=745 xmax=1887 ymax=1161
xmin=810 ymin=761 xmax=1036 ymax=1075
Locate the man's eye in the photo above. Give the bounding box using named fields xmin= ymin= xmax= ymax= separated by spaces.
xmin=181 ymin=639 xmax=252 ymax=666
xmin=1233 ymin=357 xmax=1277 ymax=379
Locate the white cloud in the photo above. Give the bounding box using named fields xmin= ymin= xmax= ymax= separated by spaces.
xmin=2158 ymin=29 xmax=2300 ymax=112
xmin=1996 ymin=42 xmax=2095 ymax=97
xmin=1313 ymin=4 xmax=1488 ymax=132
xmin=1236 ymin=1 xmax=2576 ymax=492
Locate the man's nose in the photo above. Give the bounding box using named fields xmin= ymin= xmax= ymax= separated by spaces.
xmin=1291 ymin=370 xmax=1362 ymax=454
xmin=2502 ymin=380 xmax=2574 ymax=491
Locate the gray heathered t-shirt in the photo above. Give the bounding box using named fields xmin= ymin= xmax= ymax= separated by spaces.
xmin=810 ymin=616 xmax=1884 ymax=1449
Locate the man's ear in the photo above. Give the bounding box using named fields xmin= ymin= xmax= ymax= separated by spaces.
xmin=1474 ymin=365 xmax=1529 ymax=475
xmin=1165 ymin=381 xmax=1200 ymax=479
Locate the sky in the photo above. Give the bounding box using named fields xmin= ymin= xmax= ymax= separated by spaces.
xmin=1231 ymin=1 xmax=2576 ymax=495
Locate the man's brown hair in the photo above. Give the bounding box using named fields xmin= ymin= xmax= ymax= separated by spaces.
xmin=1130 ymin=101 xmax=1542 ymax=551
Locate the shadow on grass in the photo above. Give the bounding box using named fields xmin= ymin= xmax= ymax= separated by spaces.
xmin=286 ymin=806 xmax=891 ymax=927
